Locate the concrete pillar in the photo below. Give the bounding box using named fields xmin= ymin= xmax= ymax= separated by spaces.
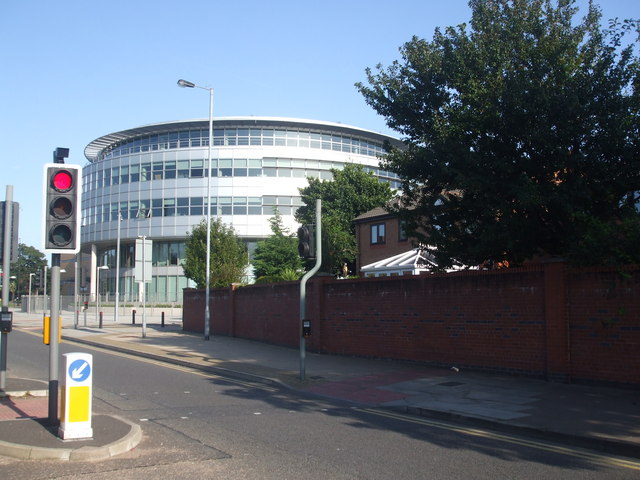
xmin=90 ymin=245 xmax=97 ymax=302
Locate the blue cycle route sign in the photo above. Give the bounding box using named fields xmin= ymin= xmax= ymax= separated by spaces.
xmin=68 ymin=359 xmax=91 ymax=382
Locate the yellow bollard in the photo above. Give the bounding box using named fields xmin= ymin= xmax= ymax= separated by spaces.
xmin=59 ymin=353 xmax=93 ymax=440
xmin=43 ymin=316 xmax=62 ymax=345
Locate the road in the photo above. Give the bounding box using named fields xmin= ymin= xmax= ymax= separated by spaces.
xmin=1 ymin=330 xmax=638 ymax=479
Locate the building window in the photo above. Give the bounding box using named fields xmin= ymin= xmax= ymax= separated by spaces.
xmin=399 ymin=220 xmax=408 ymax=242
xmin=371 ymin=223 xmax=385 ymax=245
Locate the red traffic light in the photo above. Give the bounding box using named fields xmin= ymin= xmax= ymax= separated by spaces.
xmin=51 ymin=170 xmax=73 ymax=192
xmin=43 ymin=163 xmax=81 ymax=254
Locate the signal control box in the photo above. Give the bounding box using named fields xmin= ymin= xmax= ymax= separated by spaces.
xmin=0 ymin=309 xmax=12 ymax=333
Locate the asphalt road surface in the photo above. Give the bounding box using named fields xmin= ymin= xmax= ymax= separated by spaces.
xmin=1 ymin=330 xmax=638 ymax=479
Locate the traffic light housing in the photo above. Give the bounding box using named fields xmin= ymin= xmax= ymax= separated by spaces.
xmin=297 ymin=224 xmax=316 ymax=259
xmin=42 ymin=163 xmax=81 ymax=254
xmin=34 ymin=269 xmax=43 ymax=290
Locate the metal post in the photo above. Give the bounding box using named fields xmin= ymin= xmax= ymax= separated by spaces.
xmin=95 ymin=265 xmax=99 ymax=324
xmin=114 ymin=213 xmax=121 ymax=323
xmin=43 ymin=267 xmax=47 ymax=314
xmin=141 ymin=237 xmax=147 ymax=338
xmin=0 ymin=308 xmax=8 ymax=390
xmin=74 ymin=255 xmax=79 ymax=329
xmin=177 ymin=79 xmax=214 ymax=340
xmin=204 ymin=86 xmax=213 ymax=340
xmin=28 ymin=273 xmax=34 ymax=314
xmin=49 ymin=254 xmax=61 ymax=424
xmin=1 ymin=185 xmax=13 ymax=389
xmin=299 ymin=199 xmax=322 ymax=381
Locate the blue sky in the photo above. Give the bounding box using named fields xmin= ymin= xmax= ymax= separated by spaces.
xmin=1 ymin=0 xmax=637 ymax=252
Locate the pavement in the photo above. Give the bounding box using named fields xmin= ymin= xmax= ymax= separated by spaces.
xmin=1 ymin=309 xmax=639 ymax=462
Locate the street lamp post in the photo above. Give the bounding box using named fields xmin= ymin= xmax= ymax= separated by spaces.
xmin=177 ymin=78 xmax=213 ymax=340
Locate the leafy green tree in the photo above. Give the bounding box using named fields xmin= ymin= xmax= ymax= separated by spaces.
xmin=357 ymin=0 xmax=640 ymax=268
xmin=253 ymin=209 xmax=303 ymax=281
xmin=10 ymin=244 xmax=47 ymax=299
xmin=183 ymin=219 xmax=249 ymax=288
xmin=296 ymin=164 xmax=394 ymax=273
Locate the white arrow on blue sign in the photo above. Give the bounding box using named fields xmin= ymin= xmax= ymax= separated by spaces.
xmin=68 ymin=359 xmax=91 ymax=382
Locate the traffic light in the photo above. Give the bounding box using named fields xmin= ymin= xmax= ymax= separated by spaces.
xmin=42 ymin=163 xmax=82 ymax=254
xmin=297 ymin=224 xmax=315 ymax=259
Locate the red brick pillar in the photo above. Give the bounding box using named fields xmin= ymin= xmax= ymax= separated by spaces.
xmin=544 ymin=261 xmax=570 ymax=382
xmin=230 ymin=283 xmax=240 ymax=337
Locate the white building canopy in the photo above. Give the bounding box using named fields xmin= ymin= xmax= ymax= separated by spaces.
xmin=361 ymin=247 xmax=438 ymax=277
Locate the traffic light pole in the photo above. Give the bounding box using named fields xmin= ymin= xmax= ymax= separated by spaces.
xmin=48 ymin=253 xmax=61 ymax=424
xmin=299 ymin=199 xmax=321 ymax=381
xmin=42 ymin=148 xmax=75 ymax=425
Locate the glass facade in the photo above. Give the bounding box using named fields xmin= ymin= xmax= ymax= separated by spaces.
xmin=94 ymin=126 xmax=388 ymax=162
xmin=82 ymin=118 xmax=402 ymax=303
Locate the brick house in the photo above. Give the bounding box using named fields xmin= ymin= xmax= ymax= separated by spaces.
xmin=353 ymin=206 xmax=417 ymax=276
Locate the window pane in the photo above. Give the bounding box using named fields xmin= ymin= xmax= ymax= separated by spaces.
xmin=163 ymin=198 xmax=176 ymax=217
xmin=177 ymin=197 xmax=189 ymax=216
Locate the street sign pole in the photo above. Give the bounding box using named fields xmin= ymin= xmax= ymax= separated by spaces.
xmin=135 ymin=237 xmax=152 ymax=338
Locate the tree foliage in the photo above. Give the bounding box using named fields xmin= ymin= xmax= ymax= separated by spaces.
xmin=252 ymin=209 xmax=303 ymax=281
xmin=357 ymin=0 xmax=640 ymax=268
xmin=296 ymin=164 xmax=394 ymax=273
xmin=183 ymin=218 xmax=249 ymax=288
xmin=10 ymin=244 xmax=47 ymax=298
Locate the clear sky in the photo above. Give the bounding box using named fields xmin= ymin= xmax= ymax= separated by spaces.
xmin=1 ymin=0 xmax=637 ymax=253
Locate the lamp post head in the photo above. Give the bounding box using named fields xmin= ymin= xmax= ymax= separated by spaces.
xmin=177 ymin=79 xmax=196 ymax=88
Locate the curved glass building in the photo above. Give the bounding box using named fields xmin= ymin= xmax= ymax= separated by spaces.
xmin=81 ymin=117 xmax=401 ymax=303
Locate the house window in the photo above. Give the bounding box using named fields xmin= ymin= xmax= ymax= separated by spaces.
xmin=399 ymin=220 xmax=408 ymax=241
xmin=371 ymin=223 xmax=386 ymax=244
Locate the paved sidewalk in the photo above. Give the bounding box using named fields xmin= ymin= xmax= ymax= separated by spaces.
xmin=2 ymin=310 xmax=639 ymax=461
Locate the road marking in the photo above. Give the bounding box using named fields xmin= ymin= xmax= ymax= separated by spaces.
xmin=356 ymin=407 xmax=640 ymax=471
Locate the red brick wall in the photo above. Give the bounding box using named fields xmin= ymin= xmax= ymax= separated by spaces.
xmin=315 ymin=270 xmax=547 ymax=375
xmin=566 ymin=267 xmax=640 ymax=385
xmin=182 ymin=263 xmax=640 ymax=385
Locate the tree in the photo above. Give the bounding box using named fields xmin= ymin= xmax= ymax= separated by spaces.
xmin=10 ymin=244 xmax=47 ymax=299
xmin=183 ymin=219 xmax=249 ymax=288
xmin=357 ymin=0 xmax=640 ymax=268
xmin=253 ymin=209 xmax=303 ymax=282
xmin=296 ymin=164 xmax=394 ymax=273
